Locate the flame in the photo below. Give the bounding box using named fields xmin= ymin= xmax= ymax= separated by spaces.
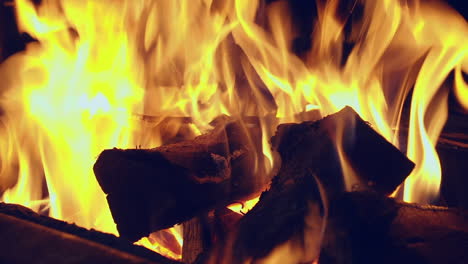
xmin=227 ymin=196 xmax=260 ymax=215
xmin=0 ymin=0 xmax=467 ymax=261
xmin=135 ymin=226 xmax=184 ymax=260
xmin=401 ymin=2 xmax=468 ymax=203
xmin=454 ymin=65 xmax=468 ymax=110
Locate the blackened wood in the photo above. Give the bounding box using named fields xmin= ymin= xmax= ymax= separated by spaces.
xmin=439 ymin=141 xmax=468 ymax=209
xmin=0 ymin=203 xmax=181 ymax=264
xmin=0 ymin=214 xmax=153 ymax=264
xmin=212 ymin=172 xmax=324 ymax=264
xmin=272 ymin=106 xmax=414 ymax=198
xmin=214 ymin=106 xmax=415 ymax=263
xmin=433 ymin=105 xmax=468 ymax=210
xmin=200 ymin=208 xmax=244 ymax=264
xmin=209 ymin=208 xmax=243 ymax=246
xmin=321 ymin=191 xmax=468 ymax=264
xmin=94 ymin=118 xmax=269 ymax=242
xmin=0 ymin=1 xmax=24 ymax=62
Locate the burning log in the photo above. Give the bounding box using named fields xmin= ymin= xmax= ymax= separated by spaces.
xmin=94 ymin=117 xmax=269 ymax=242
xmin=271 ymin=106 xmax=415 ymax=198
xmin=320 ymin=191 xmax=468 ymax=264
xmin=213 ymin=106 xmax=416 ymax=263
xmin=0 ymin=202 xmax=181 ymax=264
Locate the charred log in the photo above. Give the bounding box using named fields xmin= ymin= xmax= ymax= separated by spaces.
xmin=0 ymin=202 xmax=181 ymax=264
xmin=439 ymin=140 xmax=468 ymax=209
xmin=272 ymin=106 xmax=415 ymax=198
xmin=216 ymin=106 xmax=415 ymax=263
xmin=94 ymin=117 xmax=269 ymax=242
xmin=321 ymin=191 xmax=468 ymax=264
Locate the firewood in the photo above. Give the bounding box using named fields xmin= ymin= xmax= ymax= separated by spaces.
xmin=0 ymin=202 xmax=181 ymax=264
xmin=94 ymin=117 xmax=270 ymax=242
xmin=182 ymin=216 xmax=207 ymax=264
xmin=181 ymin=208 xmax=238 ymax=263
xmin=321 ymin=191 xmax=468 ymax=264
xmin=213 ymin=106 xmax=415 ymax=263
xmin=208 ymin=208 xmax=243 ymax=246
xmin=209 ymin=171 xmax=326 ymax=264
xmin=271 ymin=106 xmax=415 ymax=198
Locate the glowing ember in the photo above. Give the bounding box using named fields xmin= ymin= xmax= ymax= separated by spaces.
xmin=0 ymin=0 xmax=467 ymax=260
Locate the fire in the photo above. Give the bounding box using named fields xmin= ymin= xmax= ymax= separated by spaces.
xmin=227 ymin=196 xmax=260 ymax=215
xmin=401 ymin=2 xmax=468 ymax=203
xmin=1 ymin=0 xmax=143 ymax=231
xmin=135 ymin=225 xmax=184 ymax=260
xmin=0 ymin=0 xmax=467 ymax=261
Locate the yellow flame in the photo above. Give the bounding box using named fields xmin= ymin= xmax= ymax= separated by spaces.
xmin=227 ymin=196 xmax=260 ymax=215
xmin=135 ymin=226 xmax=183 ymax=260
xmin=335 ymin=117 xmax=361 ymax=192
xmin=0 ymin=0 xmax=467 ymax=259
xmin=454 ymin=65 xmax=468 ymax=110
xmin=1 ymin=0 xmax=145 ymax=232
xmin=401 ymin=2 xmax=468 ymax=203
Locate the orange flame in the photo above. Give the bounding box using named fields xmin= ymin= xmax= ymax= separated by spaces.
xmin=135 ymin=226 xmax=183 ymax=260
xmin=0 ymin=0 xmax=467 ymax=260
xmin=227 ymin=196 xmax=260 ymax=215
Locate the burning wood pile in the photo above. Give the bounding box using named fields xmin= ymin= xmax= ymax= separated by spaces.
xmin=91 ymin=107 xmax=468 ymax=264
xmin=0 ymin=107 xmax=467 ymax=264
xmin=0 ymin=0 xmax=467 ymax=263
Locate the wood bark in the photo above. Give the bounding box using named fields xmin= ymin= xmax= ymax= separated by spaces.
xmin=94 ymin=117 xmax=270 ymax=242
xmin=0 ymin=202 xmax=181 ymax=264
